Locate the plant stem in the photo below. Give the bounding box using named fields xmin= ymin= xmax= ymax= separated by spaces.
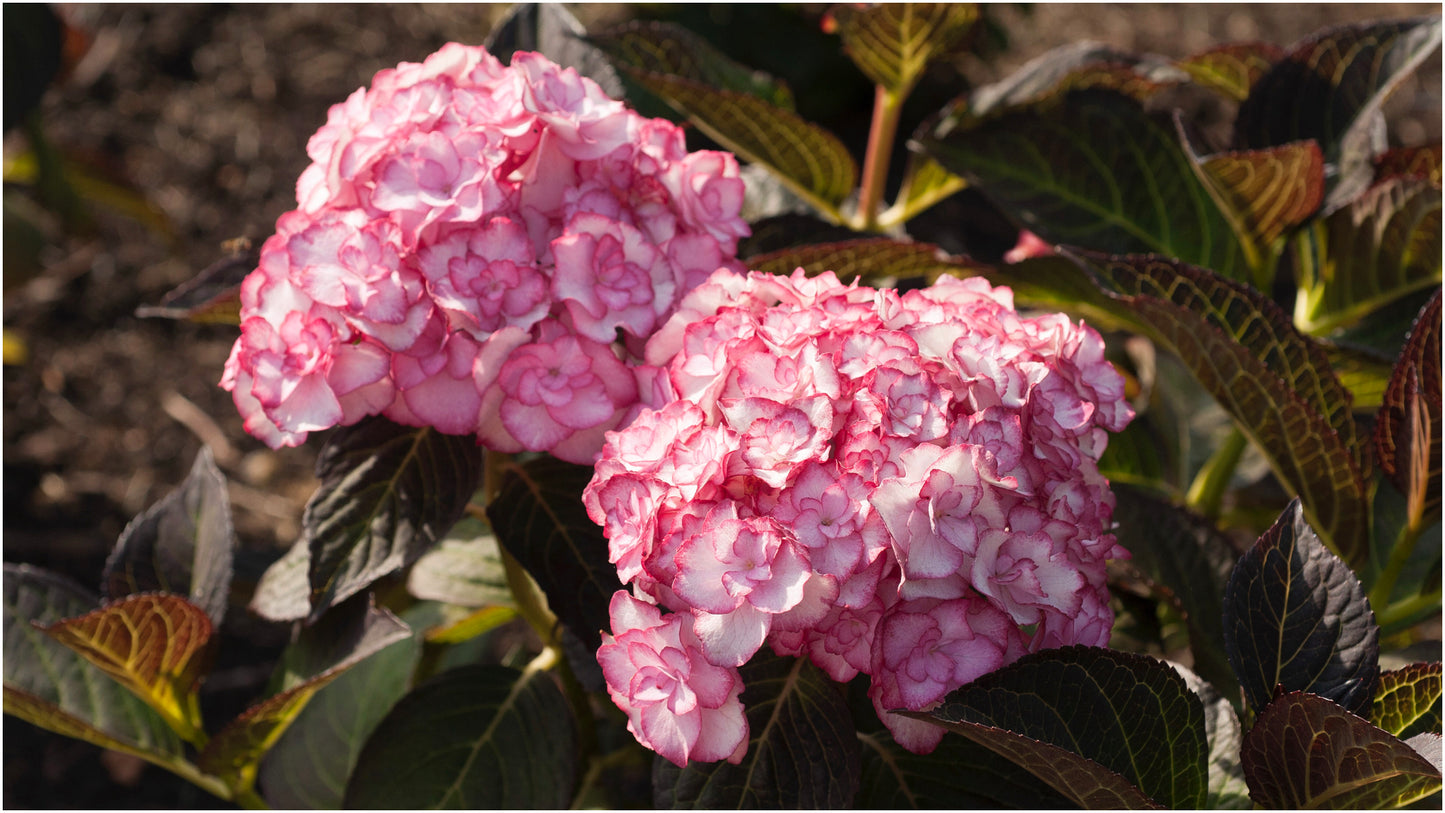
xmin=1370 ymin=517 xmax=1425 ymax=613
xmin=1378 ymin=588 xmax=1444 ymax=632
xmin=855 ymin=84 xmax=903 ymax=232
xmin=1185 ymin=426 xmax=1248 ymax=519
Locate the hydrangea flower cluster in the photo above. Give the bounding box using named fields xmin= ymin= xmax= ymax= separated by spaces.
xmin=221 ymin=44 xmax=748 ymax=462
xmin=587 ymin=269 xmax=1134 ymax=766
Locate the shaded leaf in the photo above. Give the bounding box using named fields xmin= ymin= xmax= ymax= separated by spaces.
xmin=1375 ymin=290 xmax=1442 ymax=529
xmin=198 ymin=595 xmax=410 ymax=792
xmin=133 ymin=240 xmax=255 ymax=324
xmin=43 ymin=593 xmax=213 ymax=744
xmin=1173 ymin=664 xmax=1252 ymax=809
xmin=881 ymin=153 xmax=968 ymax=227
xmin=1373 ymin=663 xmax=1443 ymax=740
xmin=924 ymin=645 xmax=1207 ymax=809
xmin=745 ymin=237 xmax=963 ymax=283
xmin=1321 ymin=340 xmax=1396 ymax=410
xmin=966 ymin=41 xmax=1174 ymax=117
xmin=830 ymin=3 xmax=978 ymax=96
xmin=737 ymin=212 xmax=866 ymax=260
xmin=256 ymin=624 xmax=421 ymax=809
xmin=344 ymin=664 xmax=577 ymax=808
xmin=1072 ymin=251 xmax=1371 ymax=564
xmin=1241 ymin=691 xmax=1441 ymax=808
xmin=102 ymin=446 xmax=235 ymax=625
xmin=3 ymin=565 xmax=183 ymax=762
xmin=1175 ymin=41 xmax=1285 ymax=101
xmin=484 ymin=2 xmax=623 ymax=98
xmin=487 ymin=456 xmax=621 ymax=651
xmin=924 ymin=90 xmax=1252 ymax=282
xmin=654 ymin=652 xmax=859 ymax=808
xmin=1375 ymin=143 xmax=1443 ymax=188
xmin=1223 ymin=499 xmax=1380 ymax=716
xmin=249 ymin=538 xmax=309 ymax=623
xmin=405 ymin=516 xmax=510 ymax=608
xmin=587 ymin=20 xmax=793 ymax=109
xmin=303 ymin=416 xmax=481 ymax=621
xmin=1111 ymin=486 xmax=1237 ymax=697
xmin=1295 ymin=178 xmax=1442 ymax=335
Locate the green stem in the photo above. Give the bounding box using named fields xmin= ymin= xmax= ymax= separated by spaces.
xmin=1378 ymin=588 xmax=1444 ymax=633
xmin=1370 ymin=517 xmax=1425 ymax=613
xmin=1185 ymin=426 xmax=1248 ymax=519
xmin=854 ymin=84 xmax=903 ymax=232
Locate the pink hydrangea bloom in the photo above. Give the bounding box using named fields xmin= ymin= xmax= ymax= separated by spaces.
xmin=589 ymin=268 xmax=1134 ymax=761
xmin=222 ymin=43 xmax=748 ymax=462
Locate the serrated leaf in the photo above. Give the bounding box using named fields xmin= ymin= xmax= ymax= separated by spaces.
xmin=42 ymin=593 xmax=213 ymax=744
xmin=1111 ymin=486 xmax=1237 ymax=697
xmin=256 ymin=624 xmax=421 ymax=808
xmin=1376 ymin=144 xmax=1444 ymax=188
xmin=606 ymin=66 xmax=857 ymax=218
xmin=1072 ymin=251 xmax=1371 ymax=564
xmin=343 ymin=664 xmax=577 ymax=808
xmin=653 ymin=652 xmax=859 ymax=808
xmin=1175 ymin=41 xmax=1285 ymax=101
xmin=484 ymin=2 xmax=623 ymax=99
xmin=1373 ymin=663 xmax=1443 ymax=740
xmin=249 ymin=538 xmax=310 ymax=622
xmin=1375 ymin=290 xmax=1443 ymax=528
xmin=1223 ymin=500 xmax=1380 ymax=716
xmin=1295 ymin=178 xmax=1442 ymax=335
xmin=302 ymin=416 xmax=481 ymax=621
xmin=197 ymin=595 xmax=410 ymax=792
xmin=487 ymin=456 xmax=621 ymax=651
xmin=102 ymin=446 xmax=235 ymax=625
xmin=133 ymin=241 xmax=255 ymax=324
xmin=1241 ymin=691 xmax=1442 ymax=808
xmin=830 ymin=3 xmax=978 ymax=96
xmin=924 ymin=90 xmax=1252 ymax=283
xmin=744 ymin=237 xmax=962 ymax=283
xmin=3 ymin=565 xmax=183 ymax=762
xmin=923 ymin=645 xmax=1207 ymax=809
xmin=587 ymin=20 xmax=793 ymax=109
xmin=406 ymin=517 xmax=510 ymax=608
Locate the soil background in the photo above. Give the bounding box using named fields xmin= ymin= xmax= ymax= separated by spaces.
xmin=3 ymin=4 xmax=1439 ymax=808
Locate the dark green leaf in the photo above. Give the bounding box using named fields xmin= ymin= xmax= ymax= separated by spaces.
xmin=343 ymin=664 xmax=577 ymax=808
xmin=830 ymin=3 xmax=978 ymax=96
xmin=1071 ymin=251 xmax=1371 ymax=564
xmin=406 ymin=516 xmax=510 ymax=608
xmin=1375 ymin=290 xmax=1442 ymax=529
xmin=132 ymin=241 xmax=254 ymax=324
xmin=1112 ymin=486 xmax=1237 ymax=697
xmin=924 ymin=645 xmax=1208 ymax=809
xmin=587 ymin=20 xmax=793 ymax=109
xmin=3 ymin=565 xmax=183 ymax=762
xmin=1223 ymin=500 xmax=1380 ymax=716
xmin=303 ymin=416 xmax=481 ymax=622
xmin=1174 ymin=664 xmax=1252 ymax=809
xmin=1175 ymin=42 xmax=1285 ymax=101
xmin=744 ymin=237 xmax=964 ymax=283
xmin=1373 ymin=663 xmax=1443 ymax=740
xmin=484 ymin=2 xmax=624 ymax=99
xmin=1241 ymin=691 xmax=1441 ymax=808
xmin=924 ymin=90 xmax=1252 ymax=282
xmin=257 ymin=626 xmax=421 ymax=808
xmin=487 ymin=456 xmax=620 ymax=650
xmin=102 ymin=446 xmax=236 ymax=625
xmin=198 ymin=595 xmax=411 ymax=792
xmin=653 ymin=653 xmax=859 ymax=808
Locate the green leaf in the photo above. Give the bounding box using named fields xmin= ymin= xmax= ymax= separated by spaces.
xmin=483 ymin=2 xmax=624 ymax=99
xmin=1373 ymin=663 xmax=1443 ymax=740
xmin=880 ymin=153 xmax=968 ymax=227
xmin=744 ymin=237 xmax=965 ymax=283
xmin=922 ymin=645 xmax=1208 ymax=809
xmin=1111 ymin=486 xmax=1237 ymax=698
xmin=302 ymin=416 xmax=482 ymax=622
xmin=133 ymin=241 xmax=255 ymax=325
xmin=1070 ymin=251 xmax=1371 ymax=565
xmin=197 ymin=595 xmax=410 ymax=792
xmin=3 ymin=565 xmax=183 ymax=763
xmin=1295 ymin=178 xmax=1442 ymax=335
xmin=487 ymin=455 xmax=621 ymax=650
xmin=1321 ymin=340 xmax=1396 ymax=410
xmin=924 ymin=90 xmax=1252 ymax=282
xmin=1374 ymin=290 xmax=1443 ymax=529
xmin=1175 ymin=42 xmax=1285 ymax=101
xmin=102 ymin=446 xmax=236 ymax=625
xmin=830 ymin=3 xmax=978 ymax=96
xmin=406 ymin=516 xmax=511 ymax=608
xmin=587 ymin=20 xmax=794 ymax=109
xmin=256 ymin=623 xmax=421 ymax=808
xmin=1223 ymin=499 xmax=1380 ymax=716
xmin=653 ymin=653 xmax=859 ymax=808
xmin=343 ymin=664 xmax=577 ymax=808
xmin=249 ymin=538 xmax=309 ymax=622
xmin=1241 ymin=691 xmax=1441 ymax=809
xmin=1174 ymin=664 xmax=1252 ymax=809
xmin=42 ymin=593 xmax=213 ymax=745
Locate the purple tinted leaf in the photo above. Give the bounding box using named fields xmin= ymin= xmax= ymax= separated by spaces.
xmin=1374 ymin=290 xmax=1442 ymax=528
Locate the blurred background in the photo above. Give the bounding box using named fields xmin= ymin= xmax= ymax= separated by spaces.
xmin=3 ymin=4 xmax=1439 ymax=807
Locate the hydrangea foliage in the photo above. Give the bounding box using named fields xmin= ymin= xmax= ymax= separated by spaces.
xmin=587 ymin=268 xmax=1135 ymax=765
